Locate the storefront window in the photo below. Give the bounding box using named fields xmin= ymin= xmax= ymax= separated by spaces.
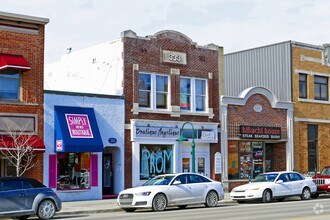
xmin=228 ymin=141 xmax=239 ymax=180
xmin=57 ymin=152 xmax=91 ymax=190
xmin=228 ymin=141 xmax=267 ymax=180
xmin=140 ymin=144 xmax=173 ymax=180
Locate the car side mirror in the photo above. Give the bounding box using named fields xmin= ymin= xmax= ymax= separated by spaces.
xmin=172 ymin=180 xmax=181 ymax=185
xmin=276 ymin=180 xmax=283 ymax=184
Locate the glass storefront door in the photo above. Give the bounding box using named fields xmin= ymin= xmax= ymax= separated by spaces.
xmin=181 ymin=154 xmax=208 ymax=176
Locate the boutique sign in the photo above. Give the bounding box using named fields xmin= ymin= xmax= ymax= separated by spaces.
xmin=135 ymin=126 xmax=180 ymax=139
xmin=239 ymin=125 xmax=281 ymax=140
xmin=65 ymin=114 xmax=94 ymax=138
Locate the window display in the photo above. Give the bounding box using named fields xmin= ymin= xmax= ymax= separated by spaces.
xmin=252 ymin=142 xmax=263 ymax=178
xmin=140 ymin=145 xmax=173 ymax=180
xmin=239 ymin=142 xmax=252 ymax=179
xmin=228 ymin=141 xmax=268 ymax=180
xmin=228 ymin=141 xmax=239 ymax=180
xmin=57 ymin=152 xmax=91 ymax=190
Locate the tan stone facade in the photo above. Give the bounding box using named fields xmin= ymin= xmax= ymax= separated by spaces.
xmin=292 ymin=45 xmax=330 ymax=173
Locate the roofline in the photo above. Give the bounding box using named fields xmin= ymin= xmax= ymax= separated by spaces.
xmin=225 ymin=40 xmax=326 ymax=56
xmin=0 ymin=11 xmax=49 ymax=25
xmin=44 ymin=90 xmax=125 ymax=100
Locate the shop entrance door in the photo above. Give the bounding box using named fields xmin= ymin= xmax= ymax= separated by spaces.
xmin=265 ymin=143 xmax=274 ymax=172
xmin=181 ymin=153 xmax=209 ymax=176
xmin=102 ymin=154 xmax=113 ymax=195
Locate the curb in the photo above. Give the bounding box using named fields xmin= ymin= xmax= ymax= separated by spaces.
xmin=56 ymin=200 xmax=236 ymax=216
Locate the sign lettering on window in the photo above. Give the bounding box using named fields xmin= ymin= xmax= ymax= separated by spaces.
xmin=140 ymin=145 xmax=173 ymax=179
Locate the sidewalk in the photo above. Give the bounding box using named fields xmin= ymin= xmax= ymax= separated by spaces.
xmin=57 ymin=193 xmax=233 ymax=216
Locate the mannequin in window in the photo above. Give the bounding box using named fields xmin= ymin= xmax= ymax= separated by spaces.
xmin=73 ymin=156 xmax=81 ymax=187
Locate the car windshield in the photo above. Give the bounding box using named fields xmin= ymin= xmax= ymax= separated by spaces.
xmin=321 ymin=167 xmax=330 ymax=176
xmin=142 ymin=175 xmax=175 ymax=186
xmin=252 ymin=173 xmax=278 ymax=182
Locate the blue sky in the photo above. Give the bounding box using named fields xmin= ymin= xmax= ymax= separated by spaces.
xmin=2 ymin=0 xmax=330 ymax=63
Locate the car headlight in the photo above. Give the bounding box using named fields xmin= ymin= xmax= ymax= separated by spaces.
xmin=325 ymin=179 xmax=330 ymax=184
xmin=135 ymin=191 xmax=151 ymax=196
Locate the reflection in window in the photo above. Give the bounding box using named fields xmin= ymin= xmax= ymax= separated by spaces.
xmin=138 ymin=72 xmax=169 ymax=110
xmin=156 ymin=75 xmax=168 ymax=109
xmin=196 ymin=79 xmax=206 ymax=111
xmin=180 ymin=77 xmax=207 ymax=112
xmin=180 ymin=78 xmax=191 ymax=110
xmin=308 ymin=124 xmax=318 ymax=172
xmin=140 ymin=145 xmax=173 ymax=180
xmin=299 ymin=74 xmax=307 ymax=99
xmin=138 ymin=73 xmax=151 ymax=108
xmin=0 ymin=70 xmax=20 ymax=100
xmin=314 ymin=76 xmax=328 ymax=100
xmin=57 ymin=152 xmax=91 ymax=190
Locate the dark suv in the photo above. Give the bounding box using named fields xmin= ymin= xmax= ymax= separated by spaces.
xmin=0 ymin=177 xmax=62 ymax=220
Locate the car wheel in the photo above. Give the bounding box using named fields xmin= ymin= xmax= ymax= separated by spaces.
xmin=205 ymin=190 xmax=219 ymax=207
xmin=301 ymin=187 xmax=311 ymax=200
xmin=37 ymin=199 xmax=56 ymax=220
xmin=262 ymin=189 xmax=272 ymax=203
xmin=311 ymin=193 xmax=319 ymax=199
xmin=152 ymin=193 xmax=167 ymax=212
xmin=178 ymin=205 xmax=187 ymax=209
xmin=123 ymin=208 xmax=136 ymax=212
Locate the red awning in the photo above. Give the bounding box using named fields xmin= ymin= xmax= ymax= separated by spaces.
xmin=0 ymin=54 xmax=31 ymax=71
xmin=0 ymin=135 xmax=45 ymax=152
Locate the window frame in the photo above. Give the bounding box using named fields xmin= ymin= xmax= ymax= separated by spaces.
xmin=138 ymin=72 xmax=170 ymax=111
xmin=299 ymin=73 xmax=307 ymax=99
xmin=314 ymin=75 xmax=328 ymax=101
xmin=180 ymin=77 xmax=208 ymax=113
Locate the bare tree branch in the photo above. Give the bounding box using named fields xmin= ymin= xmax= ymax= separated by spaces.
xmin=0 ymin=122 xmax=39 ymax=177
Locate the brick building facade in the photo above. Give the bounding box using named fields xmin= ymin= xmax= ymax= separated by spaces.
xmin=223 ymin=41 xmax=330 ymax=191
xmin=0 ymin=11 xmax=48 ymax=181
xmin=122 ymin=30 xmax=223 ymax=188
xmin=292 ymin=44 xmax=330 ymax=173
xmin=220 ymin=87 xmax=294 ymax=191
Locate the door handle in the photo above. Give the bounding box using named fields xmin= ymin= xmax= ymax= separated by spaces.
xmin=19 ymin=193 xmax=25 ymax=197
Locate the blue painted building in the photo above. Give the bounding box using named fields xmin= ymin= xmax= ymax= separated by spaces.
xmin=44 ymin=90 xmax=125 ymax=201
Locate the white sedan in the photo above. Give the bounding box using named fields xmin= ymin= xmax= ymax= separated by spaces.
xmin=117 ymin=173 xmax=224 ymax=212
xmin=230 ymin=171 xmax=317 ymax=203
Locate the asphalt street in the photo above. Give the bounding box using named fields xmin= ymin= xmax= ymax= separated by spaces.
xmin=47 ymin=197 xmax=330 ymax=220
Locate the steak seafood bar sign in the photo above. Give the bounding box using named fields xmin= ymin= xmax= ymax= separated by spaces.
xmin=240 ymin=125 xmax=281 ymax=140
xmin=65 ymin=114 xmax=93 ymax=138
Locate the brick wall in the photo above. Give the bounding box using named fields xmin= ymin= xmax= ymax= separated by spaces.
xmin=292 ymin=46 xmax=330 ymax=173
xmin=122 ymin=31 xmax=221 ymax=188
xmin=0 ymin=21 xmax=46 ymax=182
xmin=228 ymin=94 xmax=287 ymax=130
xmin=273 ymin=142 xmax=286 ymax=171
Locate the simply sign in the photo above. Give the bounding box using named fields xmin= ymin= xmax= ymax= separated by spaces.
xmin=65 ymin=114 xmax=94 ymax=138
xmin=239 ymin=125 xmax=281 ymax=140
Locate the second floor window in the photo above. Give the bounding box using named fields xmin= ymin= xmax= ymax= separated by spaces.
xmin=0 ymin=69 xmax=20 ymax=101
xmin=180 ymin=77 xmax=207 ymax=112
xmin=314 ymin=76 xmax=328 ymax=101
xmin=299 ymin=73 xmax=307 ymax=99
xmin=138 ymin=72 xmax=169 ymax=110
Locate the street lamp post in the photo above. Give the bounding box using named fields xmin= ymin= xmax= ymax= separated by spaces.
xmin=176 ymin=122 xmax=196 ymax=173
